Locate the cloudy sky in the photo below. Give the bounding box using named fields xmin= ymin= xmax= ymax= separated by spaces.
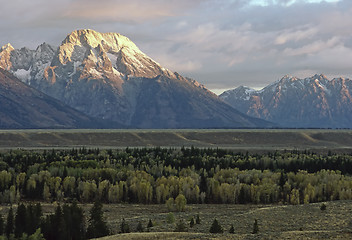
xmin=1 ymin=0 xmax=351 ymax=94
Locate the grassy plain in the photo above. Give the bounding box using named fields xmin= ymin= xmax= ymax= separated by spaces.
xmin=1 ymin=201 xmax=351 ymax=240
xmin=0 ymin=129 xmax=352 ymax=152
xmin=96 ymin=201 xmax=352 ymax=240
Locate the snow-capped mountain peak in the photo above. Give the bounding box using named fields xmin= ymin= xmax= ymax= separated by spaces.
xmin=53 ymin=29 xmax=173 ymax=79
xmin=220 ymin=74 xmax=352 ymax=128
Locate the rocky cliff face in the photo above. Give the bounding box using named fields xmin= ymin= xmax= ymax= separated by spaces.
xmin=0 ymin=29 xmax=272 ymax=128
xmin=0 ymin=42 xmax=56 ymax=85
xmin=220 ymin=74 xmax=352 ymax=128
xmin=0 ymin=68 xmax=97 ymax=129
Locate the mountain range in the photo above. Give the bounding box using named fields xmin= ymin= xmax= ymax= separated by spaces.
xmin=220 ymin=74 xmax=352 ymax=128
xmin=0 ymin=29 xmax=271 ymax=129
xmin=2 ymin=29 xmax=351 ymax=129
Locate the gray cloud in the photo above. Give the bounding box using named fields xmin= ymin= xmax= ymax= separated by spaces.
xmin=0 ymin=0 xmax=350 ymax=93
xmin=63 ymin=0 xmax=203 ymax=23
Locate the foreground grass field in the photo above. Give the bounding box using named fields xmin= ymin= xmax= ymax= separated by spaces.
xmin=1 ymin=201 xmax=350 ymax=239
xmin=91 ymin=201 xmax=351 ymax=239
xmin=0 ymin=129 xmax=352 ymax=152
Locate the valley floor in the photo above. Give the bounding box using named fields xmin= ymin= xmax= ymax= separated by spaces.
xmin=0 ymin=129 xmax=352 ymax=153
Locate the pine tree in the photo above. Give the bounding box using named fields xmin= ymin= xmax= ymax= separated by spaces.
xmin=53 ymin=205 xmax=66 ymax=240
xmin=190 ymin=218 xmax=195 ymax=228
xmin=136 ymin=221 xmax=144 ymax=232
xmin=15 ymin=203 xmax=27 ymax=238
xmin=33 ymin=203 xmax=43 ymax=232
xmin=86 ymin=201 xmax=109 ymax=238
xmin=320 ymin=203 xmax=327 ymax=211
xmin=147 ymin=219 xmax=153 ymax=228
xmin=229 ymin=224 xmax=235 ymax=234
xmin=0 ymin=214 xmax=4 ymax=236
xmin=41 ymin=215 xmax=54 ymax=240
xmin=26 ymin=203 xmax=42 ymax=235
xmin=120 ymin=218 xmax=130 ymax=233
xmin=209 ymin=218 xmax=223 ymax=233
xmin=69 ymin=201 xmax=85 ymax=240
xmin=62 ymin=204 xmax=73 ymax=240
xmin=196 ymin=214 xmax=201 ymax=224
xmin=5 ymin=207 xmax=14 ymax=238
xmin=252 ymin=219 xmax=259 ymax=234
xmin=25 ymin=204 xmax=34 ymax=234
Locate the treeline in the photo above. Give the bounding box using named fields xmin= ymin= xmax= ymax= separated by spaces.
xmin=0 ymin=148 xmax=351 ymax=204
xmin=0 ymin=201 xmax=109 ymax=240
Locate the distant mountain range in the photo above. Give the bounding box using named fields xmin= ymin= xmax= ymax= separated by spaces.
xmin=220 ymin=74 xmax=352 ymax=128
xmin=0 ymin=29 xmax=272 ymax=129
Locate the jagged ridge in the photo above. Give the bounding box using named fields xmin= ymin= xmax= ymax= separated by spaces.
xmin=220 ymin=74 xmax=352 ymax=128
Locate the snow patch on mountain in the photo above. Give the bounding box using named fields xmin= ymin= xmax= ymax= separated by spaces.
xmin=69 ymin=61 xmax=81 ymax=77
xmin=14 ymin=68 xmax=31 ymax=82
xmin=106 ymin=53 xmax=117 ymax=68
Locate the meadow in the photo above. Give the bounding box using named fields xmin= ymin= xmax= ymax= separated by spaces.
xmin=0 ymin=201 xmax=350 ymax=240
xmin=93 ymin=200 xmax=352 ymax=239
xmin=0 ymin=129 xmax=352 ymax=152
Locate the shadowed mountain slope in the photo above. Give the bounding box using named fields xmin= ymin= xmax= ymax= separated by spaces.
xmin=0 ymin=68 xmax=97 ymax=129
